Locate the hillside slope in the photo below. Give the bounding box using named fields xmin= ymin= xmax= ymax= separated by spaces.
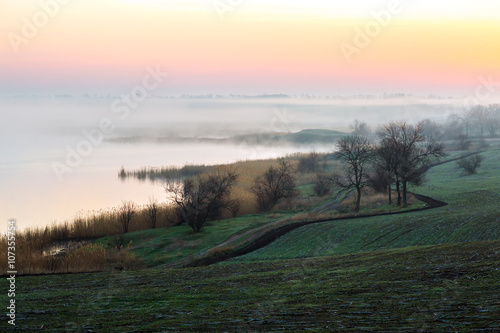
xmin=233 ymin=150 xmax=500 ymax=262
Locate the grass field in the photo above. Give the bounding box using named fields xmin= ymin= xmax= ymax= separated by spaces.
xmin=2 ymin=241 xmax=498 ymax=331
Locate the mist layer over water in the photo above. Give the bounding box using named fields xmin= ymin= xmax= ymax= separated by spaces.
xmin=0 ymin=96 xmax=460 ymax=232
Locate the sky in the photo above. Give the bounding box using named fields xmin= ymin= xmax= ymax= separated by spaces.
xmin=1 ymin=0 xmax=500 ymax=95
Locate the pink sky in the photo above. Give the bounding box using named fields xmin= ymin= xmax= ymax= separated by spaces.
xmin=1 ymin=2 xmax=500 ymax=95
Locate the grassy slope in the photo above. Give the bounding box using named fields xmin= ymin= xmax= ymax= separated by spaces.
xmin=95 ymin=215 xmax=282 ymax=267
xmin=233 ymin=150 xmax=500 ymax=261
xmin=3 ymin=241 xmax=498 ymax=331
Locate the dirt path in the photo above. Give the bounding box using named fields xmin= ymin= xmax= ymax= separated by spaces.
xmin=182 ymin=192 xmax=447 ymax=268
xmin=311 ymin=189 xmax=354 ymax=213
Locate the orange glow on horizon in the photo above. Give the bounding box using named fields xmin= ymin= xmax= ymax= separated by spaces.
xmin=1 ymin=2 xmax=499 ymax=93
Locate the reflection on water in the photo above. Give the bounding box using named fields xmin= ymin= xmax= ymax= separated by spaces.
xmin=0 ymin=140 xmax=327 ymax=233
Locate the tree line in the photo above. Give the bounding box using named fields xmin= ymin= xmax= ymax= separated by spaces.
xmin=349 ymin=104 xmax=500 ymax=148
xmin=334 ymin=121 xmax=445 ymax=212
xmin=165 ymin=120 xmax=450 ymax=232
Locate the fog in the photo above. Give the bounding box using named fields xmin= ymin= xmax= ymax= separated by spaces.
xmin=0 ymin=95 xmax=465 ymax=138
xmin=0 ymin=95 xmax=466 ymax=232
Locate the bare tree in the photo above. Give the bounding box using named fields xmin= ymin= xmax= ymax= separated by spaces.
xmin=331 ymin=135 xmax=372 ymax=212
xmin=417 ymin=119 xmax=444 ymax=142
xmin=455 ymin=134 xmax=472 ymax=151
xmin=371 ymin=143 xmax=398 ymax=205
xmin=350 ymin=119 xmax=373 ymax=140
xmin=442 ymin=115 xmax=464 ymax=141
xmin=166 ymin=170 xmax=239 ymax=233
xmin=486 ymin=104 xmax=500 ymax=137
xmin=251 ymin=159 xmax=298 ymax=211
xmin=143 ymin=198 xmax=159 ymax=229
xmin=376 ymin=123 xmax=406 ymax=205
xmin=378 ymin=122 xmax=445 ymax=207
xmin=451 ymin=111 xmax=473 ymax=137
xmin=119 ymin=201 xmax=136 ymax=233
xmin=470 ymin=105 xmax=490 ymax=137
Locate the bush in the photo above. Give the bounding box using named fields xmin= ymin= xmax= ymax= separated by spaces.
xmin=251 ymin=159 xmax=298 ymax=211
xmin=457 ymin=154 xmax=483 ymax=175
xmin=166 ymin=170 xmax=239 ymax=233
xmin=297 ymin=153 xmax=321 ymax=174
xmin=313 ymin=173 xmax=331 ymax=197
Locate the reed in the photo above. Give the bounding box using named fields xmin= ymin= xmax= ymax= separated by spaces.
xmin=3 ymin=153 xmax=333 ymax=274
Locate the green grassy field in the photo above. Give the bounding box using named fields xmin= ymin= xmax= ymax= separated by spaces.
xmin=2 ymin=241 xmax=498 ymax=331
xmin=2 ymin=148 xmax=499 ymax=331
xmin=232 ymin=150 xmax=500 ymax=261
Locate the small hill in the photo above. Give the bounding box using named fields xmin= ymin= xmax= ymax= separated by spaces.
xmin=228 ymin=128 xmax=346 ymax=146
xmin=275 ymin=129 xmax=346 ymax=144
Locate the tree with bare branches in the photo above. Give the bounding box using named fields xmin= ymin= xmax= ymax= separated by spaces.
xmin=251 ymin=159 xmax=298 ymax=211
xmin=313 ymin=172 xmax=332 ymax=197
xmin=486 ymin=104 xmax=500 ymax=137
xmin=331 ymin=135 xmax=372 ymax=212
xmin=452 ymin=110 xmax=474 ymax=137
xmin=371 ymin=143 xmax=398 ymax=205
xmin=143 ymin=198 xmax=159 ymax=229
xmin=166 ymin=170 xmax=239 ymax=233
xmin=378 ymin=122 xmax=445 ymax=207
xmin=470 ymin=105 xmax=490 ymax=137
xmin=119 ymin=201 xmax=136 ymax=233
xmin=350 ymin=119 xmax=373 ymax=140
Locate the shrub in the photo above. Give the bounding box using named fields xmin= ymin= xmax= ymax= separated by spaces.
xmin=166 ymin=170 xmax=239 ymax=233
xmin=457 ymin=154 xmax=483 ymax=175
xmin=313 ymin=173 xmax=331 ymax=197
xmin=251 ymin=159 xmax=298 ymax=211
xmin=297 ymin=153 xmax=321 ymax=174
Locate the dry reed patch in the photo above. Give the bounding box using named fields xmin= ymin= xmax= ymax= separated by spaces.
xmin=208 ymin=245 xmax=234 ymax=256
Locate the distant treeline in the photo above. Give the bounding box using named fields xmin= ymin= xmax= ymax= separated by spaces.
xmin=119 ymin=165 xmax=213 ymax=182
